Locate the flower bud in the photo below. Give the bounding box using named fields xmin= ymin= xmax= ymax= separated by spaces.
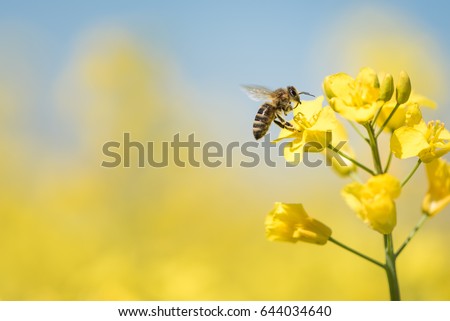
xmin=379 ymin=73 xmax=394 ymax=101
xmin=396 ymin=71 xmax=411 ymax=104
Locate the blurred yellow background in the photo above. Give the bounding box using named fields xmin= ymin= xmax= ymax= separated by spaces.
xmin=0 ymin=1 xmax=449 ymax=300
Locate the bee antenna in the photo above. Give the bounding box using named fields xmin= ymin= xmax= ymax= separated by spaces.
xmin=299 ymin=92 xmax=315 ymax=97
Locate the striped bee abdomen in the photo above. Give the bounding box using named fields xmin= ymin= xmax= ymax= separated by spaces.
xmin=253 ymin=103 xmax=276 ymax=140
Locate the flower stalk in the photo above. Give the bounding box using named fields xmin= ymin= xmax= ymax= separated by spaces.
xmin=367 ymin=121 xmax=402 ymax=300
xmin=401 ymin=160 xmax=422 ymax=187
xmin=376 ymin=103 xmax=400 ymax=138
xmin=384 ymin=151 xmax=393 ymax=173
xmin=366 ymin=123 xmax=383 ymax=174
xmin=348 ymin=120 xmax=369 ymax=143
xmin=327 ymin=144 xmax=375 ymax=175
xmin=396 ymin=214 xmax=428 ymax=257
xmin=384 ymin=234 xmax=400 ymax=301
xmin=329 ymin=237 xmax=384 ymax=268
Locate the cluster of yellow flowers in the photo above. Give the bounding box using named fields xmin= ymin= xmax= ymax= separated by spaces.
xmin=267 ymin=67 xmax=449 ymax=241
xmin=264 ymin=67 xmax=450 ymax=299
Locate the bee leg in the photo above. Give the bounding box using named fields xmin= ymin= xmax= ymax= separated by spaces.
xmin=274 ymin=119 xmax=292 ymax=130
xmin=274 ymin=115 xmax=298 ymax=132
xmin=284 ymin=107 xmax=292 ymax=116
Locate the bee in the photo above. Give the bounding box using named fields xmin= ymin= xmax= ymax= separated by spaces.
xmin=242 ymin=85 xmax=314 ymax=140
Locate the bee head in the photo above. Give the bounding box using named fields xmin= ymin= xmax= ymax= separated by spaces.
xmin=287 ymin=86 xmax=298 ymax=99
xmin=287 ymin=86 xmax=301 ymax=107
xmin=288 ymin=86 xmax=315 ymax=108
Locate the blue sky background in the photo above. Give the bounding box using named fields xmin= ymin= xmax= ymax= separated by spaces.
xmin=2 ymin=1 xmax=449 ymax=82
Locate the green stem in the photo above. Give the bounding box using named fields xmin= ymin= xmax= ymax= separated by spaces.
xmin=327 ymin=145 xmax=376 ymax=176
xmin=401 ymin=160 xmax=422 ymax=187
xmin=395 ymin=214 xmax=428 ymax=257
xmin=384 ymin=234 xmax=400 ymax=301
xmin=364 ymin=121 xmax=401 ymax=300
xmin=329 ymin=237 xmax=384 ymax=268
xmin=348 ymin=120 xmax=369 ymax=144
xmin=376 ymin=103 xmax=400 ymax=138
xmin=384 ymin=151 xmax=393 ymax=173
xmin=371 ymin=101 xmax=385 ymax=127
xmin=365 ymin=124 xmax=383 ymax=175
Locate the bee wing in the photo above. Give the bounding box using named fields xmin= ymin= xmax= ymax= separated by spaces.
xmin=241 ymin=85 xmax=273 ymax=101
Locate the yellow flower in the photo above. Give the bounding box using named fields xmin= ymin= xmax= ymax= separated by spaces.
xmin=323 ymin=67 xmax=383 ymax=123
xmin=422 ymin=158 xmax=450 ymax=216
xmin=265 ymin=203 xmax=332 ymax=245
xmin=342 ymin=174 xmax=401 ymax=234
xmin=324 ymin=120 xmax=357 ymax=176
xmin=375 ymin=92 xmax=436 ymax=132
xmin=390 ymin=107 xmax=450 ymax=162
xmin=275 ymin=96 xmax=338 ymax=163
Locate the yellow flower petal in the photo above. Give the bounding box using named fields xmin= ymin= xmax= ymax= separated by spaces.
xmin=274 ymin=128 xmax=299 ymax=141
xmin=356 ymin=67 xmax=380 ymax=91
xmin=422 ymin=158 xmax=450 ymax=216
xmin=324 ymin=67 xmax=382 ymax=123
xmin=390 ymin=127 xmax=430 ymax=159
xmin=391 ymin=119 xmax=450 ymax=162
xmin=364 ymin=193 xmax=397 ymax=234
xmin=367 ymin=174 xmax=401 ymax=199
xmin=331 ymin=98 xmax=380 ymax=123
xmin=283 ymin=141 xmax=303 ymax=163
xmin=323 ymin=73 xmax=354 ymax=100
xmin=418 ymin=143 xmax=450 ymax=163
xmin=324 ymin=120 xmax=357 ymax=176
xmin=404 ymin=104 xmax=422 ymax=127
xmin=265 ymin=203 xmax=332 ymax=245
xmin=294 ymin=96 xmax=323 ymax=121
xmin=302 ymin=131 xmax=327 ymax=152
xmin=341 ymin=182 xmax=365 ymax=220
xmin=410 ymin=92 xmax=437 ymax=109
xmin=439 ymin=128 xmax=450 ymax=140
xmin=341 ymin=174 xmax=400 ymax=234
xmin=310 ymin=106 xmax=338 ymax=131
